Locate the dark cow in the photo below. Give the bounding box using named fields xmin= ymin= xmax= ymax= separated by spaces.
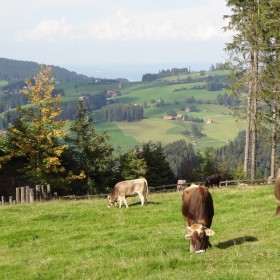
xmin=274 ymin=168 xmax=280 ymax=215
xmin=182 ymin=184 xmax=215 ymax=253
xmin=107 ymin=178 xmax=148 ymax=208
xmin=205 ymin=173 xmax=221 ymax=188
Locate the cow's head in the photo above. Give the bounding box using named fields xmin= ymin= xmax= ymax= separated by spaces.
xmin=107 ymin=194 xmax=117 ymax=208
xmin=185 ymin=224 xmax=215 ymax=253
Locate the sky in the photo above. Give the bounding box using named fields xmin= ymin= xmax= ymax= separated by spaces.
xmin=0 ymin=0 xmax=232 ymax=80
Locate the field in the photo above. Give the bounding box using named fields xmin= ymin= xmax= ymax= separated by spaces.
xmin=0 ymin=70 xmax=244 ymax=151
xmin=0 ymin=185 xmax=279 ymax=280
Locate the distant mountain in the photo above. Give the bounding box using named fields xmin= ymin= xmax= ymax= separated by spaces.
xmin=0 ymin=57 xmax=92 ymax=83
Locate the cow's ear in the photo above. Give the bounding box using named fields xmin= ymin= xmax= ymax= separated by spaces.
xmin=205 ymin=228 xmax=215 ymax=236
xmin=185 ymin=227 xmax=193 ymax=239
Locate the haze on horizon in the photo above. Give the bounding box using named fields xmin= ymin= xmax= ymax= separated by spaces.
xmin=0 ymin=0 xmax=231 ymax=79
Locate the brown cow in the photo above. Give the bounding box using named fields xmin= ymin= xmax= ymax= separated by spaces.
xmin=182 ymin=184 xmax=215 ymax=253
xmin=274 ymin=168 xmax=280 ymax=215
xmin=107 ymin=178 xmax=148 ymax=208
xmin=205 ymin=173 xmax=221 ymax=188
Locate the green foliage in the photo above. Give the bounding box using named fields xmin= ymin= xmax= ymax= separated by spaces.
xmin=66 ymin=100 xmax=114 ymax=193
xmin=0 ymin=186 xmax=279 ymax=279
xmin=118 ymin=149 xmax=147 ymax=180
xmin=93 ymin=103 xmax=144 ymax=122
xmin=164 ymin=139 xmax=200 ymax=181
xmin=139 ymin=141 xmax=175 ymax=186
xmin=0 ymin=57 xmax=90 ymax=83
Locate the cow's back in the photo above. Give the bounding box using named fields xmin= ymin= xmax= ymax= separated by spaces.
xmin=115 ymin=178 xmax=148 ymax=196
xmin=182 ymin=185 xmax=214 ymax=228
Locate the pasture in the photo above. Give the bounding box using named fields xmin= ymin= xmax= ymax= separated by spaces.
xmin=48 ymin=70 xmax=244 ymax=152
xmin=0 ymin=185 xmax=279 ymax=279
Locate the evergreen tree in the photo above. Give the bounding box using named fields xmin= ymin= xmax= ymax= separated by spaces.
xmin=139 ymin=141 xmax=175 ymax=187
xmin=67 ymin=100 xmax=114 ymax=193
xmin=118 ymin=149 xmax=147 ymax=180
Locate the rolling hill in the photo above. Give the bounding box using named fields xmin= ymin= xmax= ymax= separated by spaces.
xmin=0 ymin=59 xmax=244 ymax=151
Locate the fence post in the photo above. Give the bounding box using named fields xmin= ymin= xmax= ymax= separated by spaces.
xmin=1 ymin=196 xmax=4 ymax=205
xmin=40 ymin=185 xmax=46 ymax=200
xmin=20 ymin=186 xmax=26 ymax=203
xmin=30 ymin=188 xmax=34 ymax=203
xmin=9 ymin=196 xmax=13 ymax=205
xmin=46 ymin=184 xmax=51 ymax=200
xmin=35 ymin=185 xmax=41 ymax=201
xmin=25 ymin=186 xmax=30 ymax=203
xmin=16 ymin=187 xmax=21 ymax=204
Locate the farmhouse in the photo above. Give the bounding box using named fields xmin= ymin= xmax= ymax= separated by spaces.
xmin=163 ymin=116 xmax=174 ymax=120
xmin=206 ymin=119 xmax=213 ymax=124
xmin=175 ymin=114 xmax=184 ymax=120
xmin=79 ymin=96 xmax=88 ymax=101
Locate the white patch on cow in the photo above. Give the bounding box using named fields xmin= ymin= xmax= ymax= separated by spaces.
xmin=188 ymin=183 xmax=201 ymax=190
xmin=195 ymin=250 xmax=205 ymax=254
xmin=205 ymin=228 xmax=215 ymax=236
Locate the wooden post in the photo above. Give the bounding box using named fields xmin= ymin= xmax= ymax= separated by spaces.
xmin=16 ymin=187 xmax=21 ymax=204
xmin=35 ymin=185 xmax=41 ymax=201
xmin=1 ymin=196 xmax=4 ymax=205
xmin=41 ymin=185 xmax=46 ymax=200
xmin=46 ymin=184 xmax=51 ymax=200
xmin=29 ymin=188 xmax=34 ymax=203
xmin=25 ymin=186 xmax=30 ymax=203
xmin=9 ymin=196 xmax=13 ymax=204
xmin=21 ymin=186 xmax=26 ymax=203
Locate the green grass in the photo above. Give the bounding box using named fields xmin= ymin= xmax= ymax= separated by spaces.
xmin=0 ymin=185 xmax=279 ymax=279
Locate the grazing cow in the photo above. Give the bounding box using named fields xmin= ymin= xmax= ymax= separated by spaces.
xmin=274 ymin=168 xmax=280 ymax=215
xmin=205 ymin=173 xmax=221 ymax=188
xmin=182 ymin=184 xmax=215 ymax=253
xmin=107 ymin=178 xmax=148 ymax=208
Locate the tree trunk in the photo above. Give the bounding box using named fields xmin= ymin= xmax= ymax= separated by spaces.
xmin=251 ymin=49 xmax=259 ymax=180
xmin=271 ymin=103 xmax=276 ymax=178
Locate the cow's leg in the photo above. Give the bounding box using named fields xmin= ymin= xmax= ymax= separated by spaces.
xmin=143 ymin=189 xmax=148 ymax=205
xmin=189 ymin=242 xmax=195 ymax=253
xmin=139 ymin=194 xmax=145 ymax=206
xmin=122 ymin=197 xmax=129 ymax=208
xmin=118 ymin=196 xmax=123 ymax=208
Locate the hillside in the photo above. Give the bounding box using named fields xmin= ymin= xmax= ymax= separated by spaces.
xmin=0 ymin=57 xmax=91 ymax=83
xmin=0 ymin=59 xmax=243 ymax=151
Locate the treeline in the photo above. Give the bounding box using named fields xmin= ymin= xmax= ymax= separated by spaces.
xmin=0 ymin=57 xmax=91 ymax=83
xmin=93 ymin=103 xmax=144 ymax=122
xmin=142 ymin=67 xmax=191 ymax=82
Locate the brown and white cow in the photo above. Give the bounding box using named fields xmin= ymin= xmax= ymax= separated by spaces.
xmin=107 ymin=178 xmax=148 ymax=208
xmin=182 ymin=184 xmax=215 ymax=253
xmin=274 ymin=168 xmax=280 ymax=215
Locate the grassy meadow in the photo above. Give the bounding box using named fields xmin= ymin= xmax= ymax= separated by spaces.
xmin=0 ymin=185 xmax=280 ymax=280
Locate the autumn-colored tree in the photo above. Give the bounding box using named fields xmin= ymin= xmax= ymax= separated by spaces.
xmin=0 ymin=65 xmax=71 ymax=185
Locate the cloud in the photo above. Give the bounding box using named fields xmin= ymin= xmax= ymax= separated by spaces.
xmin=16 ymin=17 xmax=74 ymax=43
xmin=86 ymin=6 xmax=228 ymax=42
xmin=15 ymin=3 xmax=229 ymax=44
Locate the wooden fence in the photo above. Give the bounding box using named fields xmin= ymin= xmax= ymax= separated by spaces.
xmin=1 ymin=178 xmax=275 ymax=205
xmin=0 ymin=184 xmax=52 ymax=206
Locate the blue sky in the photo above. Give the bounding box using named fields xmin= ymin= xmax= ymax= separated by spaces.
xmin=0 ymin=0 xmax=231 ymax=78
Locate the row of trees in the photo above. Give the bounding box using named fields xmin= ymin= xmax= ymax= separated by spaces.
xmin=93 ymin=103 xmax=144 ymax=122
xmin=225 ymin=0 xmax=280 ymax=179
